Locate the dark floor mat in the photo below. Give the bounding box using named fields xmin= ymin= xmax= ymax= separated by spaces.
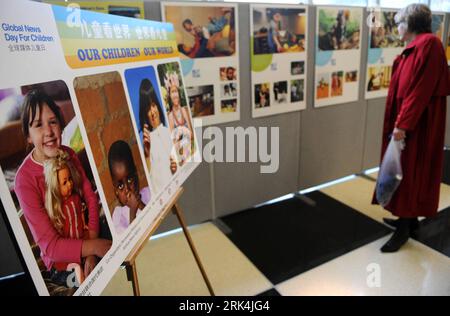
xmin=414 ymin=207 xmax=450 ymax=257
xmin=219 ymin=191 xmax=392 ymax=284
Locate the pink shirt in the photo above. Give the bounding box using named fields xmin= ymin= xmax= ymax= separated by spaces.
xmin=15 ymin=145 xmax=99 ymax=270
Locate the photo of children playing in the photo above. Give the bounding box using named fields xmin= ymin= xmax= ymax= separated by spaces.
xmin=370 ymin=11 xmax=403 ymax=49
xmin=254 ymin=83 xmax=270 ymax=108
xmin=253 ymin=7 xmax=306 ymax=55
xmin=74 ymin=72 xmax=150 ymax=236
xmin=186 ymin=85 xmax=215 ymax=117
xmin=0 ymin=81 xmax=112 ymax=295
xmin=164 ymin=4 xmax=236 ymax=58
xmin=318 ymin=8 xmax=361 ymax=51
xmin=157 ymin=62 xmax=196 ymax=166
xmin=367 ymin=66 xmax=392 ymax=92
xmin=124 ymin=66 xmax=178 ymax=197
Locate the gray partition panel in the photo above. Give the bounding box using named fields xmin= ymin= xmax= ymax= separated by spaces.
xmin=362 ymin=98 xmax=385 ymax=170
xmin=145 ymin=1 xmax=214 ymax=232
xmin=298 ymin=6 xmax=368 ymax=189
xmin=212 ymin=3 xmax=301 ymax=217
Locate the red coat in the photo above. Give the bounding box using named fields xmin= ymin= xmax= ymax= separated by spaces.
xmin=372 ymin=33 xmax=450 ymax=218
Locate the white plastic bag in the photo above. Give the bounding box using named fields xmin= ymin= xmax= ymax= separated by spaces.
xmin=376 ymin=138 xmax=405 ymax=207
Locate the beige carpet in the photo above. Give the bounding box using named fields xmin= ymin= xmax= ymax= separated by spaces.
xmin=321 ymin=175 xmax=450 ymax=223
xmin=102 ymin=222 xmax=272 ymax=296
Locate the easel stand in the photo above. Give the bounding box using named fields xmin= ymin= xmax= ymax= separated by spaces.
xmin=122 ymin=187 xmax=215 ymax=296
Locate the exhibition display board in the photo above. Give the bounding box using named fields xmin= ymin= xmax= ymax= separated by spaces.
xmin=314 ymin=6 xmax=363 ymax=108
xmin=250 ymin=4 xmax=308 ymax=118
xmin=161 ymin=1 xmax=240 ymax=126
xmin=0 ymin=0 xmax=200 ymax=295
xmin=365 ymin=9 xmax=446 ymax=100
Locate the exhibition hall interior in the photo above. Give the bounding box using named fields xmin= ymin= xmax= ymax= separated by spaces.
xmin=0 ymin=0 xmax=449 ymax=296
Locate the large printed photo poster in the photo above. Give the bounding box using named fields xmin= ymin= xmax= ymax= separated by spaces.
xmin=251 ymin=5 xmax=308 ymax=118
xmin=365 ymin=9 xmax=446 ymax=99
xmin=161 ymin=1 xmax=240 ymax=126
xmin=0 ymin=1 xmax=200 ymax=296
xmin=314 ymin=6 xmax=362 ymax=108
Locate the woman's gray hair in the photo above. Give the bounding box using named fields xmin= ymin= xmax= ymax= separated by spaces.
xmin=394 ymin=3 xmax=432 ymax=34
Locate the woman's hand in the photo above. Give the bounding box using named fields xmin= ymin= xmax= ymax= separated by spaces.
xmin=393 ymin=127 xmax=406 ymax=141
xmin=143 ymin=124 xmax=151 ymax=158
xmin=84 ymin=255 xmax=97 ymax=277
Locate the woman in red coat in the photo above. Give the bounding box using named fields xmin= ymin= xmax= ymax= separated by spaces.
xmin=373 ymin=4 xmax=450 ymax=252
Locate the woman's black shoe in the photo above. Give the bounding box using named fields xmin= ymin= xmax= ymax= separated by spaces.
xmin=380 ymin=218 xmax=413 ymax=253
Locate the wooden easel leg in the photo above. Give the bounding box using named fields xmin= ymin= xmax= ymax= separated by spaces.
xmin=173 ymin=203 xmax=215 ymax=296
xmin=125 ymin=262 xmax=140 ymax=296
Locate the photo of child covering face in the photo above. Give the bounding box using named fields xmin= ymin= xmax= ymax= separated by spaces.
xmin=164 ymin=5 xmax=236 ymax=58
xmin=74 ymin=72 xmax=150 ymax=235
xmin=0 ymin=81 xmax=112 ymax=296
xmin=124 ymin=66 xmax=178 ymax=196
